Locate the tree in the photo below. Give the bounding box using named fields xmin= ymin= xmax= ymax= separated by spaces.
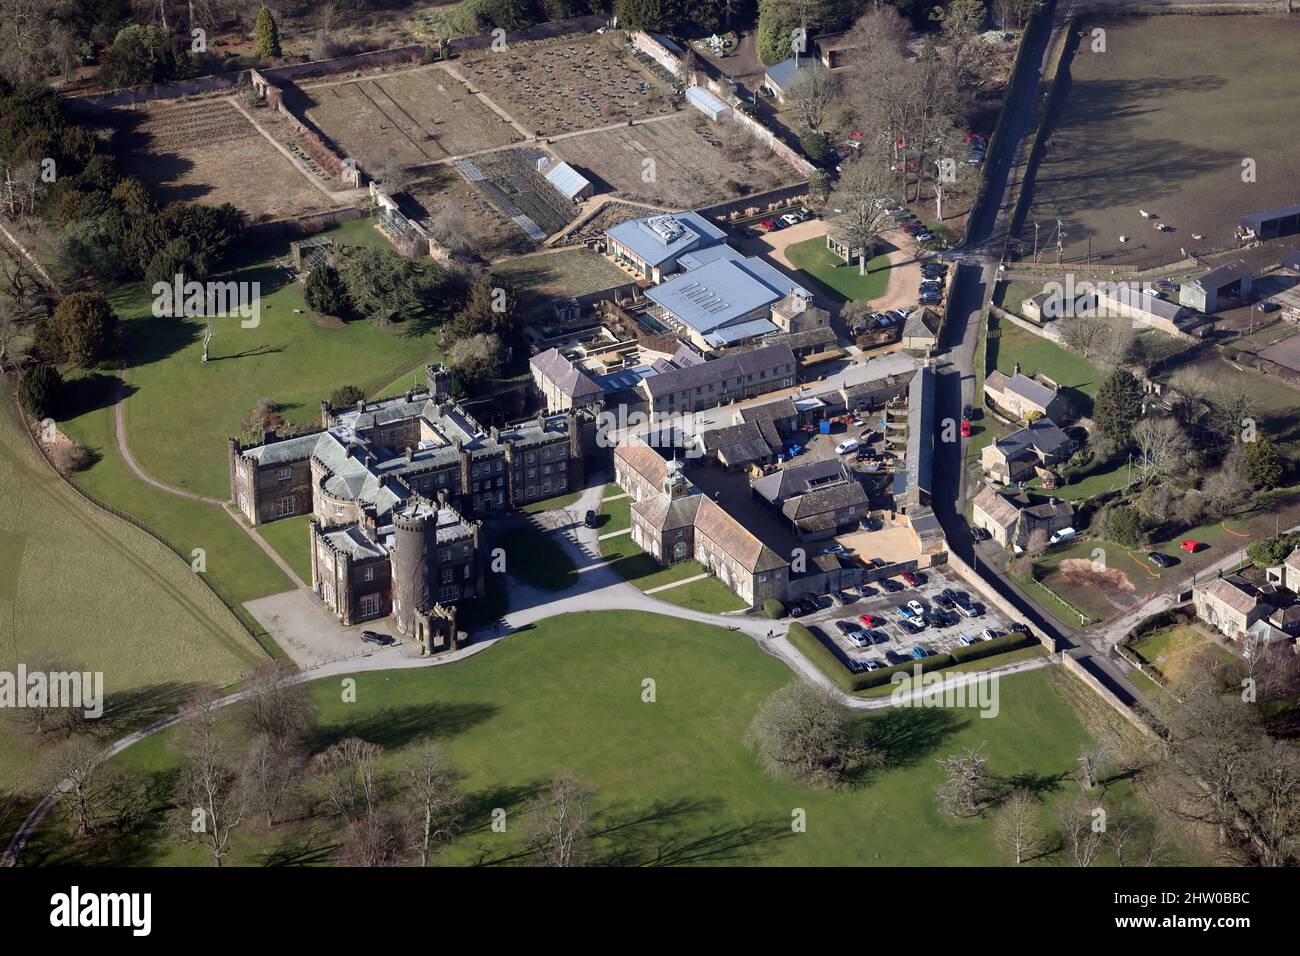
xmin=18 ymin=363 xmax=62 ymax=418
xmin=172 ymin=690 xmax=248 ymax=867
xmin=992 ymin=786 xmax=1042 ymax=864
xmin=399 ymin=739 xmax=463 ymax=866
xmin=799 ymin=129 xmax=833 ymax=166
xmin=38 ymin=291 xmax=118 ymax=366
xmin=931 ymin=0 xmax=986 ymax=80
xmin=1076 ymin=746 xmax=1109 ymax=791
xmin=47 ymin=736 xmax=108 ymax=839
xmin=828 ymin=157 xmax=894 ymax=275
xmin=786 ymin=61 xmax=839 ymax=130
xmin=336 ymin=246 xmax=437 ymax=328
xmin=526 ymin=770 xmax=594 ymax=867
xmin=448 ymin=333 xmax=505 ymax=392
xmin=239 ymin=661 xmax=314 ymax=744
xmin=1093 ymin=368 xmax=1142 ymax=449
xmin=1243 ymin=434 xmax=1283 ymax=490
xmin=1105 ymin=504 xmax=1145 ymax=549
xmin=304 ymin=263 xmax=347 ymax=316
xmin=448 ymin=271 xmax=517 ymax=343
xmin=313 ymin=737 xmax=384 ymax=824
xmin=1056 ymin=796 xmax=1106 ymax=867
xmin=330 ymin=384 xmax=365 ymax=408
xmin=253 ymin=6 xmax=282 ymax=59
xmin=747 ymin=681 xmax=880 ymax=788
xmin=1059 ymin=315 xmax=1109 ymax=358
xmin=1246 ymin=531 xmax=1300 ymax=569
xmin=1213 ymin=381 xmax=1260 ymax=443
xmin=1203 ymin=447 xmax=1251 ymax=518
xmin=1132 ymin=417 xmax=1188 ymax=485
xmin=100 ymin=24 xmax=189 ymax=88
xmin=240 ymin=733 xmax=305 ymax=827
xmin=936 ymin=745 xmax=993 ymax=817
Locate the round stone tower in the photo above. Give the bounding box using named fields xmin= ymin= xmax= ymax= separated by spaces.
xmin=392 ymin=509 xmax=431 ymax=636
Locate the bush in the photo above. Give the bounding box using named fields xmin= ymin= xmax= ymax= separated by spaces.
xmin=19 ymin=365 xmax=63 ymax=419
xmin=761 ymin=598 xmax=786 ymax=620
xmin=51 ymin=441 xmax=93 ymax=474
xmin=39 ymin=292 xmax=118 ymax=367
xmin=330 ymin=385 xmax=365 ymax=408
xmin=800 ymin=130 xmax=832 ymax=166
xmin=1105 ymin=504 xmax=1145 ymax=549
xmin=304 ymin=263 xmax=348 ymax=316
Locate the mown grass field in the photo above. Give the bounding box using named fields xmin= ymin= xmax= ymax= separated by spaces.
xmin=24 ymin=612 xmax=1164 ymax=867
xmin=785 ymin=237 xmax=891 ymax=303
xmin=102 ymin=217 xmax=445 ymax=502
xmin=497 ymin=529 xmax=577 ymax=591
xmin=650 ymin=576 xmax=748 ymax=614
xmin=0 ymin=381 xmax=267 ymax=790
xmin=255 ymin=514 xmax=315 ymax=585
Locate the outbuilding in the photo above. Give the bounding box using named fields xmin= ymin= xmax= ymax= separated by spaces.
xmin=685 ymin=85 xmax=731 ymax=122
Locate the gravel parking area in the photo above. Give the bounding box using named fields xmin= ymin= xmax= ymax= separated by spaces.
xmin=799 ymin=567 xmax=1013 ymax=667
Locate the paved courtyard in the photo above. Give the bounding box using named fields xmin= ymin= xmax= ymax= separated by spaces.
xmin=244 ymin=589 xmax=405 ymax=668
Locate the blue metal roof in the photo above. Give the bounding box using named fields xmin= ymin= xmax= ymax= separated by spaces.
xmin=678 ymin=244 xmax=744 ymax=271
xmin=765 ymin=56 xmax=809 ymax=92
xmin=645 ymin=255 xmax=807 ymax=335
xmin=605 ymin=211 xmax=727 ymax=269
xmin=542 ymin=161 xmax=590 ymax=200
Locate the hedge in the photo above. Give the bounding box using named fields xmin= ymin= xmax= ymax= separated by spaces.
xmin=787 ymin=624 xmax=1037 ymax=693
xmin=762 ymin=597 xmax=786 ymax=620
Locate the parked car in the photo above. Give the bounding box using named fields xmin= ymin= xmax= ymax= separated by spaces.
xmin=867 ymin=630 xmax=890 ymax=645
xmin=779 ymin=212 xmax=802 ymax=228
xmin=361 ymin=631 xmax=394 ymax=647
xmin=955 ymin=601 xmax=980 ymax=618
xmin=834 ymin=620 xmax=859 ymax=636
xmin=584 ymin=509 xmax=598 ymax=528
xmin=821 ymin=543 xmax=847 ymax=555
xmin=971 ymin=527 xmax=991 ymax=541
xmin=885 ymin=650 xmax=909 ymax=665
xmin=859 ymin=614 xmax=883 ymax=629
xmin=857 ymin=584 xmax=878 ymax=598
xmin=1155 ymin=278 xmax=1178 ymax=292
xmin=1180 ymin=539 xmax=1204 ymax=553
xmin=1049 ymin=527 xmax=1077 ymax=544
xmin=862 ymin=659 xmax=885 ymax=671
xmin=918 ymin=291 xmax=941 ymax=305
xmin=1147 ymin=551 xmax=1177 ymax=569
xmin=908 ymin=599 xmax=926 ymax=616
xmin=921 ymin=263 xmax=947 ymax=278
xmin=911 ymin=646 xmax=933 ymax=660
xmin=880 ymin=578 xmax=903 ymax=593
xmin=962 ymin=404 xmax=973 ymax=421
xmin=941 ymin=588 xmax=959 ymax=603
xmin=901 ymin=617 xmax=926 ymax=633
xmin=835 ymin=438 xmax=861 ymax=455
xmin=961 ymin=419 xmax=972 ymax=438
xmin=981 ymin=628 xmax=1004 ymax=641
xmin=1009 ymin=623 xmax=1031 ymax=634
xmin=900 ymin=569 xmax=922 ymax=587
xmin=1258 ymin=300 xmax=1280 ymax=313
xmin=860 ymin=515 xmax=879 ymax=532
xmin=915 ymin=231 xmax=935 ymax=243
xmin=958 ymin=634 xmax=979 ymax=647
xmin=935 ymin=594 xmax=954 ymax=610
xmin=846 ymin=632 xmax=869 ymax=648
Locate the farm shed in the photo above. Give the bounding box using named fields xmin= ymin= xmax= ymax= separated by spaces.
xmin=1241 ymin=202 xmax=1300 ymax=241
xmin=1179 ymin=259 xmax=1252 ymax=314
xmin=685 ymin=85 xmax=731 ymax=122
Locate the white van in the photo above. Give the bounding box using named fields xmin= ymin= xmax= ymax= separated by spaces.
xmin=1049 ymin=527 xmax=1077 ymax=545
xmin=835 ymin=438 xmax=860 ymax=455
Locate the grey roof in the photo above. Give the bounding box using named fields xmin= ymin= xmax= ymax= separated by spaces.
xmin=1096 ymin=283 xmax=1187 ymax=323
xmin=641 ymin=342 xmax=795 ymax=399
xmin=995 ymin=417 xmax=1072 ymax=461
xmin=1192 ymin=260 xmax=1252 ymax=293
xmin=678 ymin=244 xmax=744 ymax=271
xmin=904 ymin=365 xmax=935 ymax=499
xmin=541 ymin=160 xmax=591 ymax=200
xmin=752 ymin=457 xmax=847 ymax=505
xmin=605 ymin=211 xmax=727 ymax=269
xmin=530 ymin=348 xmax=603 ymax=400
xmin=780 ymin=480 xmax=867 ymax=519
xmin=1241 ymin=203 xmax=1300 ymax=230
xmin=321 ymin=524 xmax=388 ymax=561
xmin=765 ymin=56 xmax=809 ymax=92
xmin=685 ymin=85 xmax=731 ymax=118
xmin=700 ymin=421 xmax=766 ymax=455
xmin=646 ymin=255 xmax=808 ymax=336
xmin=240 ymin=431 xmax=323 ymax=466
xmin=704 ymin=317 xmax=780 ymax=347
xmin=991 ymin=371 xmax=1057 ymax=410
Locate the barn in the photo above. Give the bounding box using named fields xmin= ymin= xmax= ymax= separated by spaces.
xmin=1240 ymin=202 xmax=1300 ymax=241
xmin=1179 ymin=259 xmax=1253 ymax=314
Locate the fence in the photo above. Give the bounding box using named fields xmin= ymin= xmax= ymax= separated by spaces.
xmin=697 ymin=183 xmax=810 ymax=223
xmin=12 ymin=391 xmax=282 ymax=662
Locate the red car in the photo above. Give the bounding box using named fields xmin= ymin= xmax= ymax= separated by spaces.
xmin=900 ymin=570 xmax=921 ymax=587
xmin=1179 ymin=539 xmax=1202 ymax=553
xmin=960 ymin=419 xmax=972 ymax=438
xmin=859 ymin=614 xmax=883 ymax=629
xmin=757 ymin=219 xmax=776 ymax=233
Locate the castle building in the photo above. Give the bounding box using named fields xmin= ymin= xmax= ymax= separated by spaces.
xmin=228 ymin=364 xmax=590 ymax=652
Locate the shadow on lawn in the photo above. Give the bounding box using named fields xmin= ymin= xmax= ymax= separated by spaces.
xmin=312 ymin=700 xmax=499 ymax=752
xmin=859 ymin=705 xmax=967 ymax=776
xmin=591 ymin=796 xmax=793 ymax=867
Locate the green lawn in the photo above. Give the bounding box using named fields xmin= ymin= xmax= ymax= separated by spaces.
xmin=598 ymin=533 xmax=712 ymax=591
xmin=254 ymin=514 xmax=314 ymax=585
xmin=650 ymin=575 xmax=748 ymax=614
xmin=57 ymin=372 xmax=293 ymax=610
xmin=25 ymin=611 xmax=1159 ymax=867
xmin=785 ymin=236 xmax=891 ymax=302
xmin=0 ymin=378 xmax=267 ymax=790
xmin=497 ymin=529 xmax=577 ymax=591
xmin=100 ymin=219 xmax=446 ymax=503
xmin=987 ymin=317 xmax=1103 ymax=416
xmin=597 ymin=490 xmax=631 ymax=535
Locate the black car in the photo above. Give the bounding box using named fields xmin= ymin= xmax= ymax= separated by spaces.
xmin=935 ymin=594 xmax=954 ymax=610
xmin=789 ymin=602 xmax=806 ymax=618
xmin=834 ymin=620 xmax=860 ymax=636
xmin=584 ymin=509 xmax=598 ymax=528
xmin=1147 ymin=551 xmax=1178 ymax=569
xmin=921 ymin=264 xmax=946 ymax=279
xmin=880 ymin=578 xmax=903 ymax=593
xmin=361 ymin=630 xmax=394 ymax=647
xmin=962 ymin=404 xmax=973 ymax=421
xmin=971 ymin=527 xmax=991 ymax=542
xmin=885 ymin=649 xmax=909 ymax=665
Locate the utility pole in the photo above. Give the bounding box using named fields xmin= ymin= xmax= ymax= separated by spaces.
xmin=1032 ymin=221 xmax=1040 ymax=264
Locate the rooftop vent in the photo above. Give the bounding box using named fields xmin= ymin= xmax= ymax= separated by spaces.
xmin=647 ymin=215 xmax=686 ymax=244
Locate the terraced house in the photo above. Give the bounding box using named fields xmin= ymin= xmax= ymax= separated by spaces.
xmin=228 ymin=364 xmax=591 ymax=650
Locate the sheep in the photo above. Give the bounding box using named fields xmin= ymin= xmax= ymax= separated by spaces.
xmin=1192 ymin=233 xmax=1204 ymax=241
xmin=1139 ymin=209 xmax=1152 ymax=219
xmin=1119 ymin=235 xmax=1130 ymax=243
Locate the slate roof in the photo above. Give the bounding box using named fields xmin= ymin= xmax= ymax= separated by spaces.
xmin=1096 ymin=283 xmax=1187 ymax=323
xmin=752 ymin=458 xmax=847 ymax=505
xmin=640 ymin=342 xmax=795 ymax=399
xmin=530 ymin=348 xmax=603 ymax=400
xmin=972 ymin=485 xmax=1020 ymax=530
xmin=1192 ymin=260 xmax=1251 ymax=293
xmin=693 ymin=496 xmax=788 ymax=573
xmin=993 ymin=417 xmax=1072 ymax=462
xmin=699 ymin=421 xmax=766 ymax=455
xmin=1203 ymin=575 xmax=1264 ymax=616
xmin=985 ymin=370 xmax=1058 ymax=410
xmin=765 ymin=55 xmax=810 ymax=92
xmin=904 ymin=365 xmax=935 ymax=499
xmin=780 ymin=480 xmax=868 ymax=520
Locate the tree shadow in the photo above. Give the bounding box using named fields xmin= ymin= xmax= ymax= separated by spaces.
xmin=590 ymin=796 xmax=793 ymax=867
xmin=262 ymin=832 xmax=339 ymax=867
xmin=96 ymin=680 xmax=205 ymax=739
xmin=59 ymin=373 xmax=135 ymax=420
xmin=856 ymin=705 xmax=968 ymax=776
xmin=311 ymin=701 xmax=499 ymax=752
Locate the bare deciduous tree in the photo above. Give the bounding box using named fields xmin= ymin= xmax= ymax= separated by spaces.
xmin=240 ymin=660 xmax=314 ymax=744
xmin=240 ymin=733 xmax=305 ymax=827
xmin=526 ymin=770 xmax=593 ymax=868
xmin=785 ymin=61 xmax=839 ymax=131
xmin=828 ymin=157 xmax=894 ymax=277
xmin=1057 ymin=796 xmax=1107 ymax=867
xmin=400 ymin=738 xmax=463 ymax=866
xmin=993 ymin=786 xmax=1043 ymax=864
xmin=172 ymin=690 xmax=248 ymax=867
xmin=1133 ymin=417 xmax=1189 ymax=486
xmin=1076 ymin=745 xmax=1109 ymax=791
xmin=313 ymin=736 xmax=384 ymax=824
xmin=936 ymin=745 xmax=993 ymax=818
xmin=1059 ymin=315 xmax=1109 ymax=358
xmin=747 ymin=682 xmax=881 ymax=788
